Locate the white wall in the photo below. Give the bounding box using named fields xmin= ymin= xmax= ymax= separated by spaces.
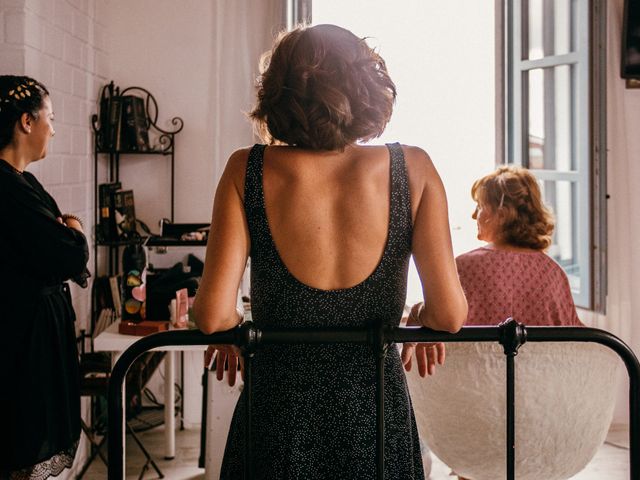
xmin=606 ymin=0 xmax=640 ymax=424
xmin=609 ymin=3 xmax=640 ymax=346
xmin=105 ymin=0 xmax=285 ymax=228
xmin=105 ymin=0 xmax=216 ymax=227
xmin=103 ymin=0 xmax=285 ymax=428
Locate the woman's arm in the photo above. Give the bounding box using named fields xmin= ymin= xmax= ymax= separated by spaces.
xmin=405 ymin=146 xmax=467 ymax=333
xmin=2 ymin=190 xmax=89 ymax=280
xmin=193 ymin=149 xmax=251 ymax=334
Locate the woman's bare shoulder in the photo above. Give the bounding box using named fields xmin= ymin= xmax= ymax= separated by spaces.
xmin=398 ymin=143 xmax=444 ymax=205
xmin=226 ymin=147 xmax=252 ymax=173
xmin=221 ymin=147 xmax=253 ymax=195
xmin=399 ymin=144 xmax=439 ymax=180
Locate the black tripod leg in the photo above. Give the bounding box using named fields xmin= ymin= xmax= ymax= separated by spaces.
xmin=126 ymin=423 xmax=165 ymax=478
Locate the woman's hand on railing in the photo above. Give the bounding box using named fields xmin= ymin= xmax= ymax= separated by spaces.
xmin=205 ymin=344 xmax=243 ymax=386
xmin=401 ymin=303 xmax=446 ymax=377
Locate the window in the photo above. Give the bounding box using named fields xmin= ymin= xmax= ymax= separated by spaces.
xmin=310 ymin=1 xmax=605 ymax=311
xmin=506 ymin=0 xmax=601 ymax=309
xmin=312 ymin=1 xmax=497 ymax=305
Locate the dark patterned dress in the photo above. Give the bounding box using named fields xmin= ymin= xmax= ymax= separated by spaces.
xmin=0 ymin=159 xmax=88 ymax=478
xmin=220 ymin=144 xmax=424 ymax=479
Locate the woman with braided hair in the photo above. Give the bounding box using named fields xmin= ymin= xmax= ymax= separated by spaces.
xmin=0 ymin=75 xmax=89 ymax=479
xmin=455 ymin=165 xmax=582 ymax=327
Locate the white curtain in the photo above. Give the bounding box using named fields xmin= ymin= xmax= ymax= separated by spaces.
xmin=605 ymin=0 xmax=640 ymax=423
xmin=207 ymin=0 xmax=287 ymax=186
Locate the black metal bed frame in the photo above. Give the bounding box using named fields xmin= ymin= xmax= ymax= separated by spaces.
xmin=107 ymin=319 xmax=640 ymax=479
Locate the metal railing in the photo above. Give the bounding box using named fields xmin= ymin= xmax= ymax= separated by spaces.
xmin=107 ymin=319 xmax=640 ymax=479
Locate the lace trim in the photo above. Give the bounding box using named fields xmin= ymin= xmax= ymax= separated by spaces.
xmin=5 ymin=441 xmax=78 ymax=480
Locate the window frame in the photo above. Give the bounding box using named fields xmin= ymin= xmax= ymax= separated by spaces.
xmin=504 ymin=0 xmax=606 ymax=311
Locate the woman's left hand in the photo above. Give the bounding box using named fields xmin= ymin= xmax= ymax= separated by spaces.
xmin=401 ymin=302 xmax=446 ymax=376
xmin=205 ymin=344 xmax=243 ymax=386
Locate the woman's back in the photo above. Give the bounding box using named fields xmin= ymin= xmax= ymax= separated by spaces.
xmin=245 ymin=143 xmax=412 ymax=329
xmin=456 ymin=246 xmax=582 ymax=326
xmin=460 ymin=165 xmax=582 ymax=327
xmin=262 ymin=144 xmax=392 ymax=291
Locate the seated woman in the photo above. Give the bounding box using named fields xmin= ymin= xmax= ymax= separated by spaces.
xmin=456 ymin=165 xmax=582 ymax=326
xmin=424 ymin=166 xmax=584 ymax=480
xmin=402 ymin=166 xmax=582 ymax=380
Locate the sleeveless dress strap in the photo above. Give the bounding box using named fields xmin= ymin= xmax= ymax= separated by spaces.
xmin=386 ymin=142 xmax=413 ymax=255
xmin=244 ymin=144 xmax=269 ymax=254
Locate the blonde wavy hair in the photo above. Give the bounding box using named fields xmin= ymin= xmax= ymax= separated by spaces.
xmin=471 ymin=166 xmax=555 ymax=250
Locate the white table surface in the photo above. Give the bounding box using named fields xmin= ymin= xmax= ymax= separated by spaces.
xmin=94 ymin=321 xmax=207 ymax=352
xmin=94 ymin=321 xmax=207 ymax=460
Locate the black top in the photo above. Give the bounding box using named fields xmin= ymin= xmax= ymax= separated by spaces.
xmin=0 ymin=159 xmax=89 ymax=471
xmin=220 ymin=144 xmax=424 ymax=479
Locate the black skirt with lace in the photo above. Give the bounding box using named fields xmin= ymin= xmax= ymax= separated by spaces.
xmin=1 ymin=442 xmax=78 ymax=480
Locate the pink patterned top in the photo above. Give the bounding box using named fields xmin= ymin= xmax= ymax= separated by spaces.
xmin=456 ymin=247 xmax=582 ymax=326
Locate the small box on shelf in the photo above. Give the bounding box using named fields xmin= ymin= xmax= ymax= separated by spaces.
xmin=118 ymin=320 xmax=170 ymax=336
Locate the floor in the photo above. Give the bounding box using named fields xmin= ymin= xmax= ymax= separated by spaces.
xmin=82 ymin=423 xmax=631 ymax=479
xmin=429 ymin=423 xmax=630 ymax=480
xmin=82 ymin=425 xmax=204 ymax=479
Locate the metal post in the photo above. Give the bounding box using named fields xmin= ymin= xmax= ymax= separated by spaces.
xmin=108 ymin=354 xmax=129 ymax=480
xmin=498 ymin=318 xmax=527 ymax=480
xmin=238 ymin=322 xmax=260 ymax=480
xmin=525 ymin=327 xmax=640 ymax=479
xmin=164 ymin=351 xmax=175 ymax=459
xmin=107 ymin=329 xmax=236 ymax=480
xmin=506 ymin=352 xmax=515 ymax=480
xmin=170 ymin=151 xmax=175 ymax=222
xmin=630 ymin=374 xmax=639 ymax=480
xmin=198 ymin=365 xmax=208 ymax=468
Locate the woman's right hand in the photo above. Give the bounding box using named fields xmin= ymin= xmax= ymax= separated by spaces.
xmin=58 ymin=215 xmax=84 ymax=233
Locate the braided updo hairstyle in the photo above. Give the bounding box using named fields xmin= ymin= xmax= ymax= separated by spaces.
xmin=471 ymin=166 xmax=555 ymax=250
xmin=0 ymin=75 xmax=49 ymax=151
xmin=250 ymin=24 xmax=397 ymax=151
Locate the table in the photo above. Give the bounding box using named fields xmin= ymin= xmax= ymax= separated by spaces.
xmin=93 ymin=321 xmax=206 ymax=459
